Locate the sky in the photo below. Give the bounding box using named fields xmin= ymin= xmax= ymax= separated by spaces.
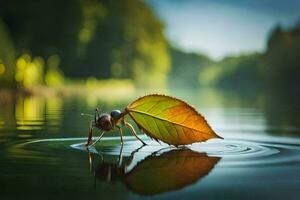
xmin=146 ymin=0 xmax=300 ymax=60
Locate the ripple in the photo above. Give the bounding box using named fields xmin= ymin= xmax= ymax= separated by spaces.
xmin=192 ymin=139 xmax=300 ymax=167
xmin=15 ymin=136 xmax=300 ymax=168
xmin=192 ymin=139 xmax=280 ymax=158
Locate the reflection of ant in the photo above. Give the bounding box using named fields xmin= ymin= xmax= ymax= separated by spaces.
xmin=88 ymin=145 xmax=144 ymax=185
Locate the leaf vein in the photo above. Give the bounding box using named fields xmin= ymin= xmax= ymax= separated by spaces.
xmin=127 ymin=109 xmax=214 ymax=137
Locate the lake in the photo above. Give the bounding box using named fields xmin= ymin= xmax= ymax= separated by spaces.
xmin=0 ymin=88 xmax=299 ymax=199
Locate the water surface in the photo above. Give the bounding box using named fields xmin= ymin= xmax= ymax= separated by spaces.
xmin=0 ymin=89 xmax=300 ymax=199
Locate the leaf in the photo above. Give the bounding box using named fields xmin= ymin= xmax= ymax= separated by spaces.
xmin=126 ymin=94 xmax=222 ymax=146
xmin=124 ymin=149 xmax=220 ymax=195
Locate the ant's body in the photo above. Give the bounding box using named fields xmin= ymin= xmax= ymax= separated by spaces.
xmin=85 ymin=108 xmax=146 ymax=147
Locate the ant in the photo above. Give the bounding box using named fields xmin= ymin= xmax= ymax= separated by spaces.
xmin=84 ymin=108 xmax=146 ymax=147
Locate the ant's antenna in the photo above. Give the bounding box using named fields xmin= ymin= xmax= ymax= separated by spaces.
xmin=81 ymin=113 xmax=94 ymax=118
xmin=95 ymin=108 xmax=100 ymax=117
xmin=95 ymin=108 xmax=100 ymax=122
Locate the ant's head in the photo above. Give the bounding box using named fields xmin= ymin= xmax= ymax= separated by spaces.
xmin=94 ymin=108 xmax=122 ymax=131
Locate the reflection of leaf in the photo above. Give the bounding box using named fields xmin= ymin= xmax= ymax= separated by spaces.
xmin=124 ymin=149 xmax=220 ymax=195
xmin=127 ymin=94 xmax=222 ymax=146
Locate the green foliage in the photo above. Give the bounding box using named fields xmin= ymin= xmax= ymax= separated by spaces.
xmin=169 ymin=47 xmax=212 ymax=88
xmin=85 ymin=78 xmax=134 ymax=91
xmin=13 ymin=53 xmax=65 ymax=88
xmin=2 ymin=0 xmax=298 ymax=91
xmin=15 ymin=54 xmax=44 ymax=87
xmin=199 ymin=63 xmax=222 ymax=86
xmin=1 ymin=0 xmax=81 ymax=66
xmin=45 ymin=55 xmax=64 ymax=87
xmin=263 ymin=24 xmax=300 ymax=92
xmin=77 ymin=0 xmax=107 ymax=57
xmin=202 ymin=22 xmax=300 ymax=94
xmin=0 ymin=0 xmax=170 ymax=88
xmin=0 ymin=18 xmax=15 ymax=86
xmin=78 ymin=0 xmax=170 ymax=87
xmin=200 ymin=53 xmax=262 ymax=90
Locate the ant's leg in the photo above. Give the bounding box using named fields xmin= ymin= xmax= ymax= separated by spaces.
xmin=86 ymin=120 xmax=94 ymax=146
xmin=117 ymin=126 xmax=124 ymax=145
xmin=88 ymin=151 xmax=94 ymax=173
xmin=117 ymin=144 xmax=124 ymax=167
xmin=124 ymin=121 xmax=146 ymax=145
xmin=90 ymin=131 xmax=105 ymax=146
xmin=115 ymin=125 xmax=124 ymax=166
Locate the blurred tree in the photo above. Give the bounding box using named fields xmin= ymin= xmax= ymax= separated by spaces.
xmin=0 ymin=0 xmax=81 ymax=63
xmin=199 ymin=53 xmax=262 ymax=91
xmin=0 ymin=18 xmax=15 ymax=87
xmin=264 ymin=23 xmax=300 ymax=92
xmin=263 ymin=23 xmax=300 ymax=130
xmin=169 ymin=47 xmax=211 ymax=88
xmin=0 ymin=0 xmax=79 ymax=88
xmin=15 ymin=54 xmax=44 ymax=87
xmin=81 ymin=0 xmax=170 ymax=87
xmin=45 ymin=55 xmax=64 ymax=87
xmin=199 ymin=22 xmax=300 ymax=94
xmin=0 ymin=0 xmax=170 ymax=88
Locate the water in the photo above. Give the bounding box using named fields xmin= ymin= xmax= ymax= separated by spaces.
xmin=1 ymin=89 xmax=300 ymax=199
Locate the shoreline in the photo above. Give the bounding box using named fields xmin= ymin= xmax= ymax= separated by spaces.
xmin=0 ymin=83 xmax=136 ymax=104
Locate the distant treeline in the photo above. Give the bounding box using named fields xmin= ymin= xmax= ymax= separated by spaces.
xmin=0 ymin=0 xmax=169 ymax=88
xmin=0 ymin=0 xmax=299 ymax=91
xmin=168 ymin=47 xmax=212 ymax=88
xmin=199 ymin=23 xmax=300 ymax=94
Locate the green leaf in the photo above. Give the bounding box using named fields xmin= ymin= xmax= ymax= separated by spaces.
xmin=126 ymin=94 xmax=222 ymax=146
